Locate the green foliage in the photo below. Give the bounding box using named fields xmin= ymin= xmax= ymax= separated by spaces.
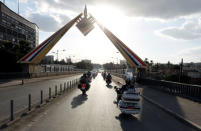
xmin=93 ymin=64 xmax=102 ymax=69
xmin=19 ymin=40 xmax=32 ymax=55
xmin=0 ymin=40 xmax=33 ymax=72
xmin=103 ymin=62 xmax=127 ymax=70
xmin=103 ymin=62 xmax=114 ymax=70
xmin=74 ymin=61 xmax=93 ymax=70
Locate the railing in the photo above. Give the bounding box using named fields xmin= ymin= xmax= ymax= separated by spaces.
xmin=41 ymin=64 xmax=81 ymax=72
xmin=29 ymin=70 xmax=84 ymax=78
xmin=139 ymin=78 xmax=201 ymax=101
xmin=107 ymin=70 xmax=201 ymax=101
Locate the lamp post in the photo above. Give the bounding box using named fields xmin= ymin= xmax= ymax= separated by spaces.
xmin=66 ymin=55 xmax=75 ymax=64
xmin=116 ymin=52 xmax=119 ymax=64
xmin=116 ymin=57 xmax=119 ymax=65
xmin=111 ymin=57 xmax=114 ymax=64
xmin=52 ymin=49 xmax=66 ymax=61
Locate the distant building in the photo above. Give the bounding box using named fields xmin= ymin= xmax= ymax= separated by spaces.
xmin=42 ymin=55 xmax=54 ymax=64
xmin=186 ymin=70 xmax=201 ymax=79
xmin=66 ymin=58 xmax=72 ymax=64
xmin=0 ymin=2 xmax=39 ymax=48
xmin=183 ymin=63 xmax=201 ymax=73
xmin=183 ymin=62 xmax=201 ymax=85
xmin=82 ymin=59 xmax=91 ymax=63
xmin=183 ymin=62 xmax=201 ymax=73
xmin=120 ymin=60 xmax=127 ymax=65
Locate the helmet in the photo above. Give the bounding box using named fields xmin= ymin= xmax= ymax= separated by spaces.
xmin=83 ymin=73 xmax=87 ymax=77
xmin=125 ymin=78 xmax=131 ymax=85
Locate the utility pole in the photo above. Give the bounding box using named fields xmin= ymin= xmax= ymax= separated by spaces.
xmin=56 ymin=50 xmax=59 ymax=61
xmin=18 ymin=0 xmax=19 ymax=14
xmin=179 ymin=58 xmax=183 ymax=83
xmin=3 ymin=0 xmax=5 ymax=4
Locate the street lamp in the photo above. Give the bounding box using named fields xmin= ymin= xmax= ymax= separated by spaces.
xmin=66 ymin=55 xmax=75 ymax=64
xmin=116 ymin=52 xmax=120 ymax=64
xmin=111 ymin=57 xmax=114 ymax=64
xmin=52 ymin=49 xmax=66 ymax=61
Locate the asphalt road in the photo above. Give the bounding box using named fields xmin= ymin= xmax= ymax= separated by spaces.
xmin=0 ymin=75 xmax=81 ymax=121
xmin=13 ymin=74 xmax=195 ymax=131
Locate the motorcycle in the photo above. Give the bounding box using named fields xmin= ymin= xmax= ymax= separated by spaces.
xmin=114 ymin=86 xmax=141 ymax=114
xmin=92 ymin=72 xmax=97 ymax=79
xmin=102 ymin=72 xmax=106 ymax=80
xmin=78 ymin=83 xmax=90 ymax=95
xmin=106 ymin=78 xmax=112 ymax=85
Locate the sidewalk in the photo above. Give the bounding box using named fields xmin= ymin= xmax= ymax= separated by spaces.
xmin=112 ymin=75 xmax=201 ymax=127
xmin=0 ymin=73 xmax=82 ymax=88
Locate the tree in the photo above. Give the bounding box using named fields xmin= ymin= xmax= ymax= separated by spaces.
xmin=74 ymin=61 xmax=93 ymax=70
xmin=19 ymin=40 xmax=32 ymax=57
xmin=144 ymin=58 xmax=149 ymax=65
xmin=103 ymin=62 xmax=115 ymax=70
xmin=0 ymin=40 xmax=33 ymax=72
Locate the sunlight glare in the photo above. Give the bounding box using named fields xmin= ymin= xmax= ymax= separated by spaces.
xmin=89 ymin=5 xmax=126 ymax=31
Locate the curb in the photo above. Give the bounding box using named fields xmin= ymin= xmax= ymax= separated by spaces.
xmin=112 ymin=76 xmax=201 ymax=131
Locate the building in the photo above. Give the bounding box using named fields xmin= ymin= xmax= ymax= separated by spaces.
xmin=42 ymin=55 xmax=54 ymax=64
xmin=183 ymin=62 xmax=201 ymax=72
xmin=66 ymin=58 xmax=72 ymax=64
xmin=183 ymin=62 xmax=201 ymax=85
xmin=0 ymin=2 xmax=39 ymax=48
xmin=82 ymin=59 xmax=91 ymax=63
xmin=120 ymin=60 xmax=127 ymax=65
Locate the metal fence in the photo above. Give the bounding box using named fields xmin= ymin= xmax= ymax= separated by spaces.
xmin=139 ymin=78 xmax=201 ymax=101
xmin=41 ymin=64 xmax=85 ymax=73
xmin=108 ymin=70 xmax=201 ymax=101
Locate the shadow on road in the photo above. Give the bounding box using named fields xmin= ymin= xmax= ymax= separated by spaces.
xmin=139 ymin=86 xmax=195 ymax=131
xmin=141 ymin=85 xmax=185 ymax=119
xmin=106 ymin=85 xmax=113 ymax=88
xmin=115 ymin=113 xmax=143 ymax=131
xmin=71 ymin=94 xmax=88 ymax=108
xmin=114 ymin=86 xmax=194 ymax=131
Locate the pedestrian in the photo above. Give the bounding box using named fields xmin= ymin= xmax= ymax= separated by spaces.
xmin=21 ymin=79 xmax=24 ymax=85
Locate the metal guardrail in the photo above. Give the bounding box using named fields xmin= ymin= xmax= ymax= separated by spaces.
xmin=109 ymin=72 xmax=201 ymax=101
xmin=0 ymin=70 xmax=85 ymax=79
xmin=139 ymin=78 xmax=201 ymax=100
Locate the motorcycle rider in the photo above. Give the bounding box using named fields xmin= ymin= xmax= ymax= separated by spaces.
xmin=106 ymin=73 xmax=112 ymax=82
xmin=116 ymin=78 xmax=136 ymax=104
xmin=87 ymin=71 xmax=91 ymax=78
xmin=79 ymin=73 xmax=90 ymax=90
xmin=103 ymin=71 xmax=107 ymax=80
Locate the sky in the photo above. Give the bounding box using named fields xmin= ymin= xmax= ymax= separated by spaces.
xmin=2 ymin=0 xmax=201 ymax=64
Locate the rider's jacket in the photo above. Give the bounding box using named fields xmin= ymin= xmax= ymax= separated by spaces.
xmin=87 ymin=72 xmax=91 ymax=77
xmin=119 ymin=83 xmax=136 ymax=94
xmin=106 ymin=74 xmax=112 ymax=80
xmin=80 ymin=76 xmax=88 ymax=84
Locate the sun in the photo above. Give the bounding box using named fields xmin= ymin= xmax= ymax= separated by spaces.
xmin=89 ymin=4 xmax=126 ymax=31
